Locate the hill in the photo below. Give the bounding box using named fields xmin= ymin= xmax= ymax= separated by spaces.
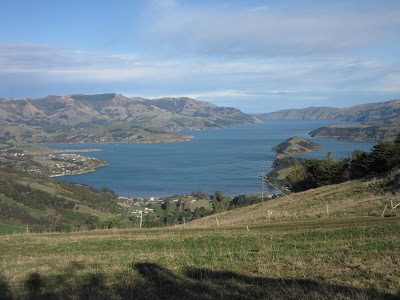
xmin=272 ymin=136 xmax=322 ymax=159
xmin=257 ymin=99 xmax=400 ymax=141
xmin=257 ymin=106 xmax=340 ymax=120
xmin=0 ymin=93 xmax=261 ymax=133
xmin=309 ymin=116 xmax=400 ymax=141
xmin=258 ymin=99 xmax=400 ymax=122
xmin=0 ymin=168 xmax=122 ymax=230
xmin=185 ymin=168 xmax=400 ymax=228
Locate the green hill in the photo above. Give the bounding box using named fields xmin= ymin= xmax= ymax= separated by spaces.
xmin=0 ymin=168 xmax=122 ymax=231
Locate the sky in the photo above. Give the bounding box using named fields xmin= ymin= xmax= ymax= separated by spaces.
xmin=0 ymin=0 xmax=399 ymax=113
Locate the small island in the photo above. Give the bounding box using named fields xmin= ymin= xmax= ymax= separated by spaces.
xmin=272 ymin=136 xmax=322 ymax=159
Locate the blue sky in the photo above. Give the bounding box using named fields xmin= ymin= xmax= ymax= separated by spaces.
xmin=0 ymin=0 xmax=399 ymax=113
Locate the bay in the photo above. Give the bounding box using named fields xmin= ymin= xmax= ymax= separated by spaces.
xmin=48 ymin=120 xmax=376 ymax=198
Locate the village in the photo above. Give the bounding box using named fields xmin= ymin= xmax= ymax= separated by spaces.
xmin=117 ymin=192 xmax=275 ymax=220
xmin=38 ymin=154 xmax=108 ymax=176
xmin=0 ymin=149 xmax=108 ymax=177
xmin=117 ymin=195 xmax=202 ymax=218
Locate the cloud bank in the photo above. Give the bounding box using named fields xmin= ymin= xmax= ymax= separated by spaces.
xmin=0 ymin=0 xmax=399 ymax=112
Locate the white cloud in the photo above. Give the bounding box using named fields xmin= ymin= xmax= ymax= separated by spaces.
xmin=141 ymin=2 xmax=400 ymax=58
xmin=0 ymin=42 xmax=399 ymax=110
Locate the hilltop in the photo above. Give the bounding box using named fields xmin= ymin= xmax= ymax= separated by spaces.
xmin=257 ymin=99 xmax=400 ymax=141
xmin=272 ymin=136 xmax=322 ymax=159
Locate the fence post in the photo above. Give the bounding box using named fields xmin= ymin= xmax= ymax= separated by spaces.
xmin=381 ymin=204 xmax=387 ymax=217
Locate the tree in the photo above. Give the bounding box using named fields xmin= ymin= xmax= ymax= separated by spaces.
xmin=394 ymin=132 xmax=400 ymax=145
xmin=211 ymin=191 xmax=225 ymax=207
xmin=213 ymin=201 xmax=229 ymax=213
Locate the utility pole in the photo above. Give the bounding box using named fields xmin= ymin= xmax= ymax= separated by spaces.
xmin=258 ymin=173 xmax=264 ymax=202
xmin=125 ymin=198 xmax=134 ymax=220
xmin=139 ymin=211 xmax=143 ymax=229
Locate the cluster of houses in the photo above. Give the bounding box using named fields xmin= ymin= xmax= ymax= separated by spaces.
xmin=35 ymin=154 xmax=103 ymax=176
xmin=118 ymin=195 xmax=200 ymax=218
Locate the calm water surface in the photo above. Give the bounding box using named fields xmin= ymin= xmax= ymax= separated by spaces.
xmin=49 ymin=120 xmax=376 ymax=197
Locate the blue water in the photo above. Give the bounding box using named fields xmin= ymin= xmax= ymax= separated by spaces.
xmin=47 ymin=120 xmax=376 ymax=197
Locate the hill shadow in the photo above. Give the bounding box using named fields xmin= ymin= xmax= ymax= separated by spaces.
xmin=1 ymin=263 xmax=398 ymax=299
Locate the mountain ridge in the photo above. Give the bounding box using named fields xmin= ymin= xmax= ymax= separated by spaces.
xmin=0 ymin=93 xmax=261 ymax=132
xmin=257 ymin=99 xmax=400 ymax=141
xmin=257 ymin=99 xmax=400 ymax=122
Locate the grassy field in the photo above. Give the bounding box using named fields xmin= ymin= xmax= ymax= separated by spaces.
xmin=0 ymin=224 xmax=26 ymax=235
xmin=0 ymin=216 xmax=399 ymax=299
xmin=73 ymin=204 xmax=117 ymax=222
xmin=191 ymin=199 xmax=213 ymax=210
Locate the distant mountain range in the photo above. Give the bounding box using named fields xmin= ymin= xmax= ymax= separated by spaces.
xmin=0 ymin=93 xmax=260 ymax=132
xmin=257 ymin=99 xmax=400 ymax=141
xmin=0 ymin=93 xmax=261 ymax=145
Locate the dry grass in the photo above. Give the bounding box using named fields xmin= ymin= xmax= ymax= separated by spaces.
xmin=185 ymin=171 xmax=400 ymax=228
xmin=73 ymin=204 xmax=116 ymax=222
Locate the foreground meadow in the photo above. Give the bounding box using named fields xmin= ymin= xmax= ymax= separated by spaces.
xmin=1 ymin=217 xmax=399 ymax=299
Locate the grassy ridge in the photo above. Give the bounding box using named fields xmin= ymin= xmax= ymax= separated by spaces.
xmin=0 ymin=219 xmax=399 ymax=298
xmin=186 ymin=170 xmax=400 ymax=228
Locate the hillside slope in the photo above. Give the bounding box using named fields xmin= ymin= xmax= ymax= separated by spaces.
xmin=185 ymin=169 xmax=399 ymax=228
xmin=0 ymin=168 xmax=122 ymax=229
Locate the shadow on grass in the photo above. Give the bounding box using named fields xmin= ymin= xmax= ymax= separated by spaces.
xmin=1 ymin=263 xmax=398 ymax=299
